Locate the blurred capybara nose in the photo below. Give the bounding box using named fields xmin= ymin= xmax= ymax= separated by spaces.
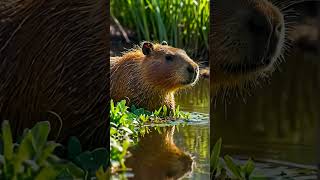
xmin=247 ymin=9 xmax=284 ymax=64
xmin=247 ymin=9 xmax=284 ymax=41
xmin=247 ymin=10 xmax=271 ymax=36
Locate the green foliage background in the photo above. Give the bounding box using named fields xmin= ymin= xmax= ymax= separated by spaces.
xmin=111 ymin=0 xmax=209 ymax=59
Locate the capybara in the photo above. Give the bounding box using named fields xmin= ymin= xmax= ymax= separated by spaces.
xmin=211 ymin=0 xmax=287 ymax=96
xmin=125 ymin=126 xmax=193 ymax=180
xmin=0 ymin=0 xmax=108 ymax=149
xmin=110 ymin=41 xmax=199 ymax=111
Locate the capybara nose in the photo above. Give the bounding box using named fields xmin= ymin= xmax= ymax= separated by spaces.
xmin=247 ymin=10 xmax=271 ymax=36
xmin=186 ymin=64 xmax=199 ymax=84
xmin=187 ymin=65 xmax=195 ymax=75
xmin=247 ymin=9 xmax=283 ymax=64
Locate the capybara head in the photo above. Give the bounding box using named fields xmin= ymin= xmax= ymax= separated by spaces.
xmin=110 ymin=41 xmax=199 ymax=110
xmin=211 ymin=0 xmax=286 ymax=92
xmin=140 ymin=41 xmax=200 ymax=92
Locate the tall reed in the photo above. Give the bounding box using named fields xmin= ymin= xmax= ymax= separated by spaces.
xmin=111 ymin=0 xmax=209 ymax=60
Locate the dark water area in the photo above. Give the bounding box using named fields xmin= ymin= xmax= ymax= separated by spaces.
xmin=212 ymin=48 xmax=320 ymax=166
xmin=179 ymin=55 xmax=319 ymax=177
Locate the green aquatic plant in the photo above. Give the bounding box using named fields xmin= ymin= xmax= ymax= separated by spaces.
xmin=211 ymin=138 xmax=222 ymax=176
xmin=110 ymin=99 xmax=190 ymax=174
xmin=0 ymin=121 xmax=111 ymax=180
xmin=0 ymin=121 xmax=84 ymax=180
xmin=211 ymin=138 xmax=258 ymax=180
xmin=66 ymin=137 xmax=109 ymax=178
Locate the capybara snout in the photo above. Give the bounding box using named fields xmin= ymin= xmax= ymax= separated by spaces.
xmin=185 ymin=63 xmax=199 ymax=85
xmin=211 ymin=0 xmax=286 ymax=93
xmin=212 ymin=0 xmax=285 ymax=75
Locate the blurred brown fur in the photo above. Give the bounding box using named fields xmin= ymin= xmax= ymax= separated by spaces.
xmin=0 ymin=0 xmax=109 ymax=149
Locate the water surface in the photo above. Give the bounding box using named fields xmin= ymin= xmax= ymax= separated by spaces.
xmin=125 ymin=78 xmax=210 ymax=180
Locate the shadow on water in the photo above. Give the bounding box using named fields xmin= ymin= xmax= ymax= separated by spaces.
xmin=124 ymin=78 xmax=210 ymax=180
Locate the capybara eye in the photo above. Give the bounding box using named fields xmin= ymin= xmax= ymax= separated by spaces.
xmin=165 ymin=55 xmax=173 ymax=61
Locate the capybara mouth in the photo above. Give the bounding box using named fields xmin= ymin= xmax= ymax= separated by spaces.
xmin=183 ymin=67 xmax=199 ymax=86
xmin=219 ymin=57 xmax=273 ymax=74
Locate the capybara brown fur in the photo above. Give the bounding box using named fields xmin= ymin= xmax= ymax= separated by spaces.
xmin=125 ymin=126 xmax=193 ymax=180
xmin=211 ymin=0 xmax=287 ymax=96
xmin=0 ymin=0 xmax=108 ymax=149
xmin=110 ymin=41 xmax=199 ymax=111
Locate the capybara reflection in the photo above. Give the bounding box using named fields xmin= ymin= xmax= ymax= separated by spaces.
xmin=126 ymin=126 xmax=194 ymax=180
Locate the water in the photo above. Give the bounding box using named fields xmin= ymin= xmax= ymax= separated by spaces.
xmin=212 ymin=50 xmax=319 ymax=177
xmin=123 ymin=48 xmax=319 ymax=179
xmin=175 ymin=78 xmax=210 ymax=179
xmin=124 ymin=78 xmax=210 ymax=180
xmin=179 ymin=53 xmax=319 ymax=178
xmin=110 ymin=34 xmax=211 ymax=179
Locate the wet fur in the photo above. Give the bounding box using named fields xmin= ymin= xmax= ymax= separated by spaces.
xmin=110 ymin=43 xmax=199 ymax=110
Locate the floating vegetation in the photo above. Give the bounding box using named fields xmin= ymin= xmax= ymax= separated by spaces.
xmin=110 ymin=99 xmax=190 ymax=176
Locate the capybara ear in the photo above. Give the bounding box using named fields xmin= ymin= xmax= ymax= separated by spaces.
xmin=161 ymin=41 xmax=168 ymax=45
xmin=142 ymin=42 xmax=154 ymax=55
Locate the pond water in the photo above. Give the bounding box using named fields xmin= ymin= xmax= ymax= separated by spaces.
xmin=124 ymin=78 xmax=210 ymax=180
xmin=175 ymin=78 xmax=210 ymax=180
xmin=125 ymin=58 xmax=319 ymax=178
xmin=180 ymin=54 xmax=319 ymax=178
xmin=211 ymin=50 xmax=319 ymax=178
xmin=116 ymin=50 xmax=319 ymax=179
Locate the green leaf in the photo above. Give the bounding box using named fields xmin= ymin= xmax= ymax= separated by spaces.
xmin=154 ymin=106 xmax=162 ymax=116
xmin=96 ymin=166 xmax=110 ymax=180
xmin=74 ymin=151 xmax=96 ymax=171
xmin=92 ymin=148 xmax=109 ymax=169
xmin=244 ymin=158 xmax=255 ymax=178
xmin=162 ymin=105 xmax=167 ymax=116
xmin=210 ymin=138 xmax=222 ymax=172
xmin=15 ymin=131 xmax=34 ymax=167
xmin=67 ymin=136 xmax=82 ymax=160
xmin=2 ymin=120 xmax=13 ymax=160
xmin=110 ymin=99 xmax=115 ymax=111
xmin=35 ymin=167 xmax=58 ymax=180
xmin=31 ymin=121 xmax=50 ymax=151
xmin=224 ymin=155 xmax=243 ymax=178
xmin=37 ymin=141 xmax=60 ymax=165
xmin=49 ymin=156 xmax=84 ymax=178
